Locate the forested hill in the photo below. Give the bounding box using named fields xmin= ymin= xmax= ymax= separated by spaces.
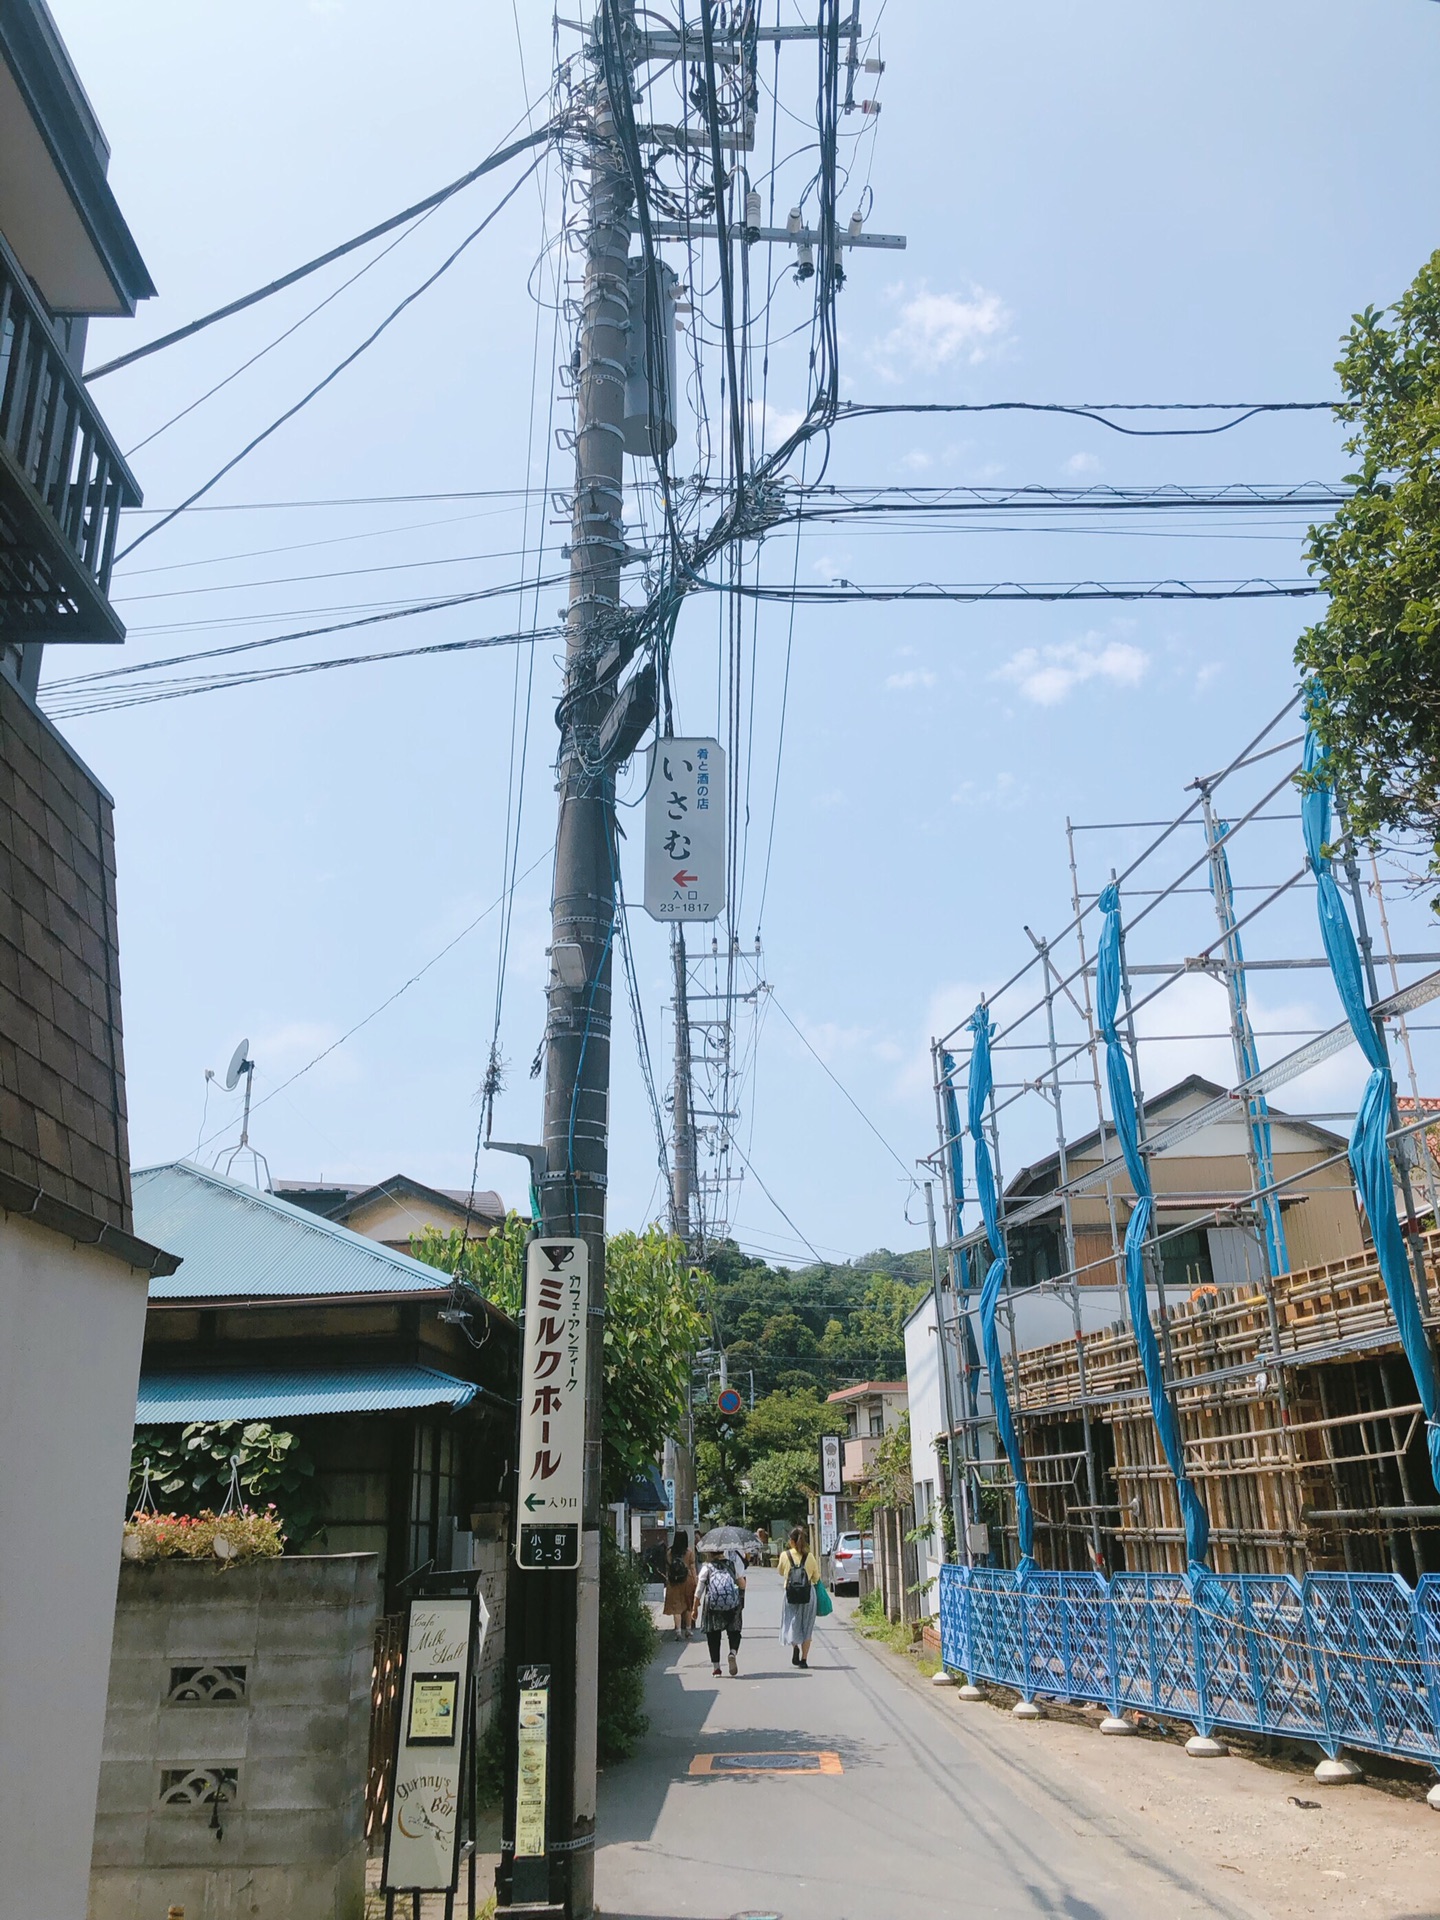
xmin=704 ymin=1242 xmax=931 ymax=1397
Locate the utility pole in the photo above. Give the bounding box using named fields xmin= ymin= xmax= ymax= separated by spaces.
xmin=497 ymin=13 xmax=632 ymax=1915
xmin=670 ymin=927 xmax=696 ymax=1255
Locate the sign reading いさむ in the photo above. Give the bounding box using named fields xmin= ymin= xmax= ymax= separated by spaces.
xmin=643 ymin=737 xmax=726 ymax=922
xmin=516 ymin=1236 xmax=589 ymax=1571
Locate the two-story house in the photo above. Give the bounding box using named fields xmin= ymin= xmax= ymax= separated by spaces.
xmin=0 ymin=6 xmax=161 ymax=1913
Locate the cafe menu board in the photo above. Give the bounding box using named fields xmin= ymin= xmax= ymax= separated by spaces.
xmin=514 ymin=1664 xmax=551 ymax=1860
xmin=382 ymin=1595 xmax=482 ymax=1894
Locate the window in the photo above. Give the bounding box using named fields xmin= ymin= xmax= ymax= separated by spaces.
xmin=408 ymin=1420 xmax=457 ymax=1572
xmin=869 ymin=1408 xmax=885 ymax=1437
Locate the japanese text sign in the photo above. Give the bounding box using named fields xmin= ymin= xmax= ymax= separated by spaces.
xmin=643 ymin=737 xmax=726 ymax=922
xmin=515 ymin=1236 xmax=589 ymax=1570
xmin=382 ymin=1594 xmax=482 ymax=1894
xmin=820 ymin=1433 xmax=842 ymax=1496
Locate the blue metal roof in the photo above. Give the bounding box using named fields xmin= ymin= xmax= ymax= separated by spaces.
xmin=133 ymin=1162 xmax=454 ymax=1301
xmin=136 ymin=1363 xmax=478 ymax=1423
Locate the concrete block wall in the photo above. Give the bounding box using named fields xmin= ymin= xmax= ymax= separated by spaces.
xmin=90 ymin=1554 xmax=378 ymax=1920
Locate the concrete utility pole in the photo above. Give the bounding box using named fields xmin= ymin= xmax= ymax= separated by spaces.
xmin=670 ymin=927 xmax=696 ymax=1255
xmin=498 ymin=16 xmax=632 ymax=1916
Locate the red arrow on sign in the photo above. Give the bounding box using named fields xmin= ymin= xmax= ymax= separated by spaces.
xmin=673 ymin=869 xmax=698 ymax=886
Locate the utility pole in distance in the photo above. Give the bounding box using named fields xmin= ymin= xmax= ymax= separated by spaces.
xmin=496 ymin=11 xmax=633 ymax=1916
xmin=669 ymin=927 xmax=696 ymax=1256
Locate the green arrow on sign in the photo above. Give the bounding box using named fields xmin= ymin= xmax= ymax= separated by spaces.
xmin=525 ymin=1494 xmax=545 ymax=1511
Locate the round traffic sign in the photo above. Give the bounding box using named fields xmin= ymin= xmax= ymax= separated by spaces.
xmin=717 ymin=1386 xmax=743 ymax=1417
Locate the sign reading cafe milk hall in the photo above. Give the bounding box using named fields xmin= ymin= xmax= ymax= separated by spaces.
xmin=516 ymin=1237 xmax=589 ymax=1571
xmin=644 ymin=736 xmax=726 ymax=922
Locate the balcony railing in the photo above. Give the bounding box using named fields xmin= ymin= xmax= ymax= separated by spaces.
xmin=0 ymin=228 xmax=140 ymax=643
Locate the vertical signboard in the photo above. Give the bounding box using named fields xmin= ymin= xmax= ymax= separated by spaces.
xmin=381 ymin=1593 xmax=482 ymax=1895
xmin=819 ymin=1494 xmax=838 ymax=1556
xmin=514 ymin=1663 xmax=551 ymax=1862
xmin=516 ymin=1236 xmax=589 ymax=1570
xmin=820 ymin=1433 xmax=842 ymax=1496
xmin=643 ymin=736 xmax=726 ymax=921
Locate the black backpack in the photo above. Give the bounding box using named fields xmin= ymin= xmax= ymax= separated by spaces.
xmin=784 ymin=1549 xmax=812 ymax=1607
xmin=666 ymin=1551 xmax=688 ymax=1587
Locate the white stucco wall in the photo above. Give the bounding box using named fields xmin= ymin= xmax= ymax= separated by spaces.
xmin=903 ymin=1294 xmax=946 ymax=1616
xmin=0 ymin=1213 xmax=150 ymax=1920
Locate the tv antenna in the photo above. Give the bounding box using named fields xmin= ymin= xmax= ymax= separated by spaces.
xmin=206 ymin=1039 xmax=270 ymax=1190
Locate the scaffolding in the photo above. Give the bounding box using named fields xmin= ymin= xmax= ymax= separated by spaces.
xmin=928 ymin=698 xmax=1440 ymax=1582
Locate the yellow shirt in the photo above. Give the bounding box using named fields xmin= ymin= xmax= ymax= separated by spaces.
xmin=778 ymin=1548 xmax=820 ymax=1585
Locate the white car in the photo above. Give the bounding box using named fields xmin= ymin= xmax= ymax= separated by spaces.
xmin=831 ymin=1531 xmax=874 ymax=1592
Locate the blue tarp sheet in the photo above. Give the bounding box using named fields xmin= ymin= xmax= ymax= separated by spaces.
xmin=1097 ymin=884 xmax=1211 ymax=1571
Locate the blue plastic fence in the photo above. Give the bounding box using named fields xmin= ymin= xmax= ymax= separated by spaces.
xmin=939 ymin=1562 xmax=1440 ymax=1769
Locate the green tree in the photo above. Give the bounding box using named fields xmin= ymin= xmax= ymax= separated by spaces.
xmin=410 ymin=1214 xmax=527 ymax=1317
xmin=743 ymin=1387 xmax=844 ymax=1456
xmin=746 ymin=1448 xmax=819 ymax=1527
xmin=1297 ymin=250 xmax=1440 ymax=875
xmin=599 ymin=1228 xmax=707 ymax=1503
xmin=411 ymin=1220 xmax=706 ymax=1504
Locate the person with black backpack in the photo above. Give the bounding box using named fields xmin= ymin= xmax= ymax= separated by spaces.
xmin=662 ymin=1530 xmax=697 ymax=1641
xmin=694 ymin=1544 xmax=745 ymax=1677
xmin=777 ymin=1524 xmax=821 ymax=1668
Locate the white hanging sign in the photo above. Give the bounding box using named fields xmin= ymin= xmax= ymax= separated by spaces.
xmin=516 ymin=1236 xmax=589 ymax=1570
xmin=643 ymin=737 xmax=726 ymax=921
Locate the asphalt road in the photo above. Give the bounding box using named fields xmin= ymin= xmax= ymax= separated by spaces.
xmin=594 ymin=1570 xmax=1262 ymax=1920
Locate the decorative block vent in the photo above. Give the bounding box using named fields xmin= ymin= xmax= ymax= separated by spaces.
xmin=167 ymin=1664 xmax=247 ymax=1703
xmin=158 ymin=1767 xmax=238 ymax=1807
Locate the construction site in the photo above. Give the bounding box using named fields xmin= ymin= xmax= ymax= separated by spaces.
xmin=926 ymin=699 xmax=1440 ymax=1589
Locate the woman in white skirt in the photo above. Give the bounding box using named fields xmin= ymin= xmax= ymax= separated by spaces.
xmin=776 ymin=1523 xmax=821 ymax=1668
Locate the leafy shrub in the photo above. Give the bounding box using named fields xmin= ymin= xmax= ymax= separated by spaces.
xmin=131 ymin=1421 xmax=324 ymax=1545
xmin=597 ymin=1530 xmax=657 ymax=1763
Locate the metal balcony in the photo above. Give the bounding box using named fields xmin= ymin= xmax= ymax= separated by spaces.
xmin=0 ymin=228 xmax=140 ymax=644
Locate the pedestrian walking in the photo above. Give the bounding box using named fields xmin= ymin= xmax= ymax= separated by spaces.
xmin=695 ymin=1542 xmax=745 ymax=1677
xmin=662 ymin=1530 xmax=697 ymax=1641
xmin=777 ymin=1524 xmax=821 ymax=1668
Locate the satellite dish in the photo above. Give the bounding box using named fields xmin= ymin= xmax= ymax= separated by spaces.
xmin=223 ymin=1039 xmax=251 ymax=1092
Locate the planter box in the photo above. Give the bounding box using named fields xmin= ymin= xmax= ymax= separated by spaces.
xmin=90 ymin=1554 xmax=378 ymax=1920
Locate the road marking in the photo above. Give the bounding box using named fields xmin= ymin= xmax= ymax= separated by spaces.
xmin=688 ymin=1750 xmax=842 ymax=1775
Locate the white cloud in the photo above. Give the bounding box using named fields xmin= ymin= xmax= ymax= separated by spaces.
xmin=1065 ymin=451 xmax=1102 ymax=476
xmin=899 ymin=447 xmax=934 ymax=472
xmin=1195 ymin=661 xmax=1224 ymax=693
xmin=871 ymin=283 xmax=1010 ymax=380
xmin=748 ymin=399 xmax=805 ymax=448
xmin=993 ymin=636 xmax=1149 ymax=707
xmin=885 ymin=668 xmax=936 ymax=691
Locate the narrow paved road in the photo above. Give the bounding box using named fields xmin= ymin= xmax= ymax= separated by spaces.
xmin=595 ymin=1570 xmax=1260 ymax=1920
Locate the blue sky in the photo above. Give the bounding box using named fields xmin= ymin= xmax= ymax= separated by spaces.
xmin=47 ymin=1 xmax=1440 ymax=1263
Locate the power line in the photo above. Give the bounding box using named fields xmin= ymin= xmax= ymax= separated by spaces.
xmin=189 ymin=842 xmax=555 ymax=1160
xmin=85 ymin=120 xmax=565 ymax=381
xmin=722 ymin=576 xmax=1323 ymax=605
xmin=43 ymin=624 xmax=561 ymax=718
xmin=767 ymin=989 xmax=915 ymax=1185
xmin=836 ymin=400 xmax=1334 ymax=436
xmin=43 ymin=578 xmax=566 ymax=690
xmin=115 ymin=155 xmax=547 ymax=563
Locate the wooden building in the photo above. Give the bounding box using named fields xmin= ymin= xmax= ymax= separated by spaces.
xmin=1009 ymin=1229 xmax=1440 ymax=1581
xmin=132 ymin=1162 xmax=517 ymax=1604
